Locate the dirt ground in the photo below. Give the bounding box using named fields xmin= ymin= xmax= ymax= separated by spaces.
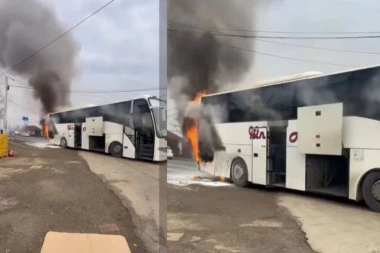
xmin=0 ymin=141 xmax=147 ymax=253
xmin=168 ymin=159 xmax=380 ymax=253
xmin=279 ymin=193 xmax=380 ymax=253
xmin=79 ymin=151 xmax=164 ymax=253
xmin=167 ymin=183 xmax=314 ymax=253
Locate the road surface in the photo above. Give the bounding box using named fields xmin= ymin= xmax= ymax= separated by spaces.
xmin=167 ymin=159 xmax=313 ymax=253
xmin=11 ymin=135 xmax=163 ymax=252
xmin=4 ymin=136 xmax=164 ymax=253
xmin=278 ymin=194 xmax=380 ymax=253
xmin=0 ymin=140 xmax=146 ymax=253
xmin=168 ymin=159 xmax=380 ymax=253
xmin=80 ymin=151 xmax=164 ymax=253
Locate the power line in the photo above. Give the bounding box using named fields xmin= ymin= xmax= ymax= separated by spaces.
xmin=169 ymin=21 xmax=380 ymax=35
xmin=254 ymin=39 xmax=380 ymax=55
xmin=169 ymin=21 xmax=380 ymax=55
xmin=59 ymin=87 xmax=166 ymax=94
xmin=168 ymin=24 xmax=380 ymax=40
xmin=1 ymin=82 xmax=165 ymax=102
xmin=219 ymin=42 xmax=357 ymax=67
xmin=8 ymin=98 xmax=39 ymax=115
xmin=0 ymin=82 xmax=166 ymax=93
xmin=168 ymin=26 xmax=357 ymax=67
xmin=9 ymin=0 xmax=116 ymax=72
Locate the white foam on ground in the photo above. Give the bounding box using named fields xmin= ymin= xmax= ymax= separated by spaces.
xmin=24 ymin=142 xmax=61 ymax=149
xmin=167 ymin=164 xmax=233 ymax=187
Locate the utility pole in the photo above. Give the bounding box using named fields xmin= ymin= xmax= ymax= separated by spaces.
xmin=3 ymin=75 xmax=13 ymax=134
xmin=3 ymin=75 xmax=8 ymax=133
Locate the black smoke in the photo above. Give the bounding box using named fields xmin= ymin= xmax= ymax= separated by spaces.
xmin=168 ymin=0 xmax=256 ymax=161
xmin=0 ymin=0 xmax=80 ymax=114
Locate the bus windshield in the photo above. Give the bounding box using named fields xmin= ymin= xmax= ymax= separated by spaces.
xmin=149 ymin=97 xmax=167 ymax=138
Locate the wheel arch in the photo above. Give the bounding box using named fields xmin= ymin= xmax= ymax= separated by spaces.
xmin=356 ymin=168 xmax=380 ymax=201
xmin=230 ymin=155 xmax=248 ymax=178
xmin=60 ymin=137 xmax=67 ymax=147
xmin=108 ymin=140 xmax=123 ymax=154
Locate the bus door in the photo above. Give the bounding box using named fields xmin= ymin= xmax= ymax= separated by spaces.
xmin=267 ymin=123 xmax=287 ymax=187
xmin=132 ymin=99 xmax=155 ymax=160
xmin=251 ymin=126 xmax=268 ymax=185
xmin=67 ymin=124 xmax=75 ymax=148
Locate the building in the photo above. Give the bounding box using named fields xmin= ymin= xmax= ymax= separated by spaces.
xmin=167 ymin=130 xmax=193 ymax=158
xmin=26 ymin=125 xmax=43 ymax=137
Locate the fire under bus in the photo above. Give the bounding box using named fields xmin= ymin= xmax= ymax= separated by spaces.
xmin=196 ymin=65 xmax=380 ymax=213
xmin=45 ymin=95 xmax=167 ymax=162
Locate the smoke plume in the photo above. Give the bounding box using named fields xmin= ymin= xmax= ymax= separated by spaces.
xmin=0 ymin=0 xmax=80 ymax=114
xmin=168 ymin=0 xmax=256 ymax=161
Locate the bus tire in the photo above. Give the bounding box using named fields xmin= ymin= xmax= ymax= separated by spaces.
xmin=362 ymin=170 xmax=380 ymax=212
xmin=231 ymin=158 xmax=249 ymax=188
xmin=60 ymin=137 xmax=67 ymax=148
xmin=109 ymin=142 xmax=123 ymax=158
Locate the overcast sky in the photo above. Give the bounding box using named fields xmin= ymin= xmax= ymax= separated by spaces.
xmin=2 ymin=0 xmax=160 ymax=127
xmin=167 ymin=0 xmax=380 ymax=134
xmin=3 ymin=0 xmax=380 ymax=132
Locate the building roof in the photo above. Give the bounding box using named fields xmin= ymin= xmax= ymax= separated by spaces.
xmin=168 ymin=130 xmax=186 ymax=141
xmin=27 ymin=125 xmax=42 ymax=130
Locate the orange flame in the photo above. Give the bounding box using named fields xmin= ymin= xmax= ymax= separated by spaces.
xmin=186 ymin=91 xmax=206 ymax=162
xmin=44 ymin=124 xmax=50 ymax=140
xmin=44 ymin=114 xmax=50 ymax=141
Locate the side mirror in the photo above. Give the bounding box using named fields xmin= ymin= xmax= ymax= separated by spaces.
xmin=160 ymin=108 xmax=166 ymax=121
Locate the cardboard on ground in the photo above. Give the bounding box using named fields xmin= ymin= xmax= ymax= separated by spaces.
xmin=40 ymin=231 xmax=131 ymax=253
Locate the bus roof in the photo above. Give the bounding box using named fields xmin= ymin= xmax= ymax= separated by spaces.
xmin=202 ymin=63 xmax=380 ymax=98
xmin=49 ymin=94 xmax=154 ymax=114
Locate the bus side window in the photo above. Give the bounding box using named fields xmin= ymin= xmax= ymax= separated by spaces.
xmin=228 ymin=93 xmax=245 ymax=123
xmin=123 ymin=101 xmax=131 ymax=114
xmin=133 ymin=99 xmax=150 ymax=130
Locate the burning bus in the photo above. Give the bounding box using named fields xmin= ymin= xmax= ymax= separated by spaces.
xmin=44 ymin=95 xmax=167 ymax=162
xmin=188 ymin=65 xmax=380 ymax=213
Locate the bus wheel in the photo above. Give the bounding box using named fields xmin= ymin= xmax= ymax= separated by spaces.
xmin=109 ymin=142 xmax=123 ymax=158
xmin=362 ymin=171 xmax=380 ymax=212
xmin=60 ymin=137 xmax=67 ymax=148
xmin=231 ymin=158 xmax=249 ymax=188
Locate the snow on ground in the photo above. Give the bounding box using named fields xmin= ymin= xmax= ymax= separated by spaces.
xmin=167 ymin=162 xmax=233 ymax=187
xmin=24 ymin=142 xmax=61 ymax=149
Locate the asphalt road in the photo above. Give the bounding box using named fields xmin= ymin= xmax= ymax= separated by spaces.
xmin=0 ymin=140 xmax=146 ymax=253
xmin=167 ymin=159 xmax=313 ymax=253
xmin=9 ymin=135 xmax=46 ymax=144
xmin=168 ymin=159 xmax=380 ymax=253
xmin=8 ymin=136 xmax=163 ymax=253
xmin=79 ymin=151 xmax=164 ymax=253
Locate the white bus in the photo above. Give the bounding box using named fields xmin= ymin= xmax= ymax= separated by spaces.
xmin=199 ymin=65 xmax=380 ymax=212
xmin=46 ymin=95 xmax=167 ymax=162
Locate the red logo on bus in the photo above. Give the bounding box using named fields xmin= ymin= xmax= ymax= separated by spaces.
xmin=249 ymin=126 xmax=267 ymax=140
xmin=82 ymin=127 xmax=86 ymax=132
xmin=67 ymin=124 xmax=74 ymax=130
xmin=289 ymin=131 xmax=298 ymax=143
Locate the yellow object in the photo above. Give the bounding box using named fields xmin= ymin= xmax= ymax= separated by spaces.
xmin=0 ymin=134 xmax=8 ymax=158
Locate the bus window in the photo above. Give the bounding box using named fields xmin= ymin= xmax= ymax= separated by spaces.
xmin=228 ymin=93 xmax=246 ymax=122
xmin=133 ymin=99 xmax=150 ymax=113
xmin=133 ymin=99 xmax=154 ymax=132
xmin=148 ymin=97 xmax=167 ymax=138
xmin=202 ymin=94 xmax=229 ymax=123
xmin=259 ymin=84 xmax=297 ymax=121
